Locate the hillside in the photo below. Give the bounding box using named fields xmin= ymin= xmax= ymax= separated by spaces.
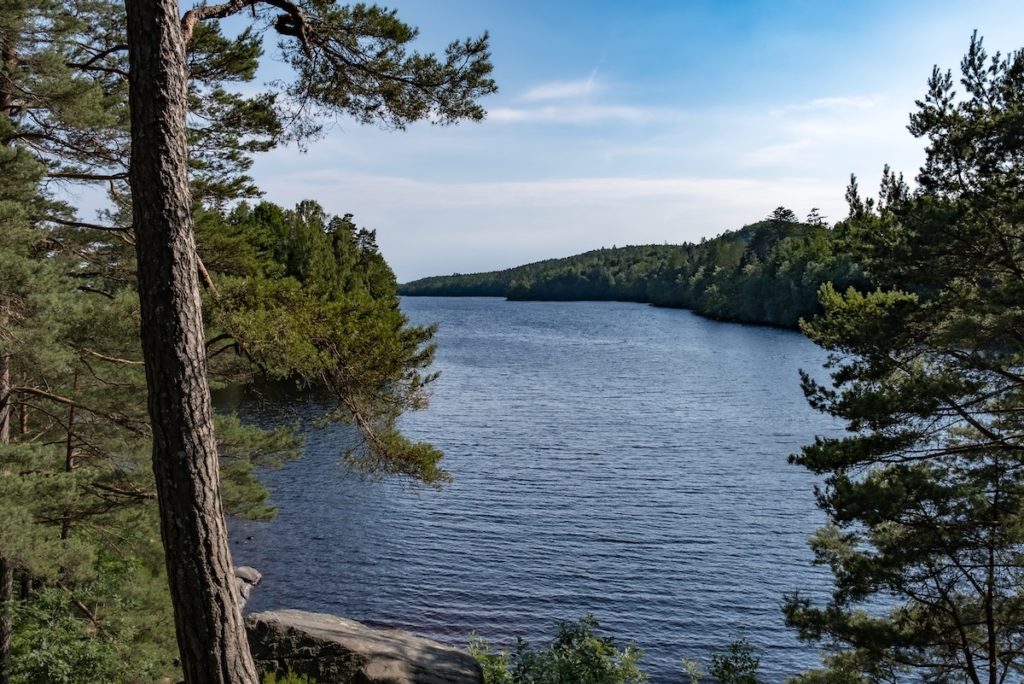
xmin=399 ymin=215 xmax=868 ymax=328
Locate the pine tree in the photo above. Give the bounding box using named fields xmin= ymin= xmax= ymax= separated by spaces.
xmin=122 ymin=1 xmax=494 ymax=680
xmin=786 ymin=35 xmax=1024 ymax=684
xmin=1 ymin=2 xmax=301 ymax=679
xmin=2 ymin=0 xmax=493 ymax=678
xmin=209 ymin=201 xmax=444 ymax=483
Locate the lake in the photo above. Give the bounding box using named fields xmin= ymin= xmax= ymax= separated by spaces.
xmin=229 ymin=297 xmax=840 ymax=682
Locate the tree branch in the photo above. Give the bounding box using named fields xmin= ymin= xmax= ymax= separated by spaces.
xmin=65 ymin=62 xmax=128 ymax=78
xmin=181 ymin=0 xmax=251 ymax=43
xmin=38 ymin=216 xmax=129 ymax=232
xmin=180 ymin=0 xmax=311 ymax=56
xmin=56 ymin=581 xmax=105 ymax=634
xmin=47 ymin=171 xmax=129 ymax=181
xmin=197 ymin=255 xmax=219 ymax=297
xmin=77 ymin=285 xmax=115 ymax=299
xmin=80 ymin=348 xmax=144 ymax=366
xmin=69 ymin=43 xmax=128 ymax=70
xmin=11 ymin=387 xmax=147 ymax=434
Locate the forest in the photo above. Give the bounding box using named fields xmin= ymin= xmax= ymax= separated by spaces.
xmin=399 ymin=208 xmax=868 ymax=329
xmin=2 ymin=0 xmax=1023 ymax=682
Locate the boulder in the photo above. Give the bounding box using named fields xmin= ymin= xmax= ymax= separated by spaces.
xmin=234 ymin=566 xmax=262 ymax=608
xmin=246 ymin=609 xmax=483 ymax=684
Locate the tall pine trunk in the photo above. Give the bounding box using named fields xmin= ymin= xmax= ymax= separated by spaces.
xmin=123 ymin=1 xmax=257 ymax=681
xmin=0 ymin=555 xmax=10 ymax=684
xmin=0 ymin=352 xmax=8 ymax=445
xmin=1 ymin=13 xmax=16 ymax=682
xmin=0 ymin=316 xmax=11 ymax=684
xmin=0 ymin=354 xmax=10 ymax=684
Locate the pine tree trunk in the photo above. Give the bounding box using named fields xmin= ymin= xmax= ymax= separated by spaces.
xmin=0 ymin=555 xmax=10 ymax=684
xmin=0 ymin=351 xmax=10 ymax=446
xmin=0 ymin=348 xmax=10 ymax=684
xmin=61 ymin=371 xmax=77 ymax=540
xmin=1 ymin=22 xmax=18 ymax=683
xmin=0 ymin=354 xmax=10 ymax=684
xmin=123 ymin=1 xmax=257 ymax=682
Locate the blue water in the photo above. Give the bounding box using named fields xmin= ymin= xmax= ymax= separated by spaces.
xmin=229 ymin=297 xmax=839 ymax=682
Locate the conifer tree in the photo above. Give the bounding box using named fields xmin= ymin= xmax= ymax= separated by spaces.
xmin=787 ymin=35 xmax=1024 ymax=684
xmin=1 ymin=0 xmax=491 ymax=675
xmin=2 ymin=0 xmax=478 ymax=679
xmin=121 ymin=1 xmax=494 ymax=680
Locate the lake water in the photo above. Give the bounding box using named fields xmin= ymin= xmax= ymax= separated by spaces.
xmin=229 ymin=297 xmax=840 ymax=682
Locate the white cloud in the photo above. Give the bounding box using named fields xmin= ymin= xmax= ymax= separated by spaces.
xmin=488 ymin=103 xmax=669 ymax=124
xmin=738 ymin=93 xmax=914 ymax=170
xmin=488 ymin=73 xmax=675 ymax=125
xmin=788 ymin=94 xmax=883 ymax=112
xmin=521 ymin=78 xmax=599 ymax=102
xmin=738 ymin=139 xmax=815 ymax=168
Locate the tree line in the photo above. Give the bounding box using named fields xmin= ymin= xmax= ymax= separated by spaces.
xmin=399 ymin=208 xmax=868 ymax=329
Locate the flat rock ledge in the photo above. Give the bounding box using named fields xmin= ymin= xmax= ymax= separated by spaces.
xmin=246 ymin=609 xmax=483 ymax=684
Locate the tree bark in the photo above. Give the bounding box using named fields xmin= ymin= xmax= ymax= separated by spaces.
xmin=0 ymin=351 xmax=10 ymax=445
xmin=123 ymin=1 xmax=257 ymax=682
xmin=0 ymin=556 xmax=10 ymax=684
xmin=0 ymin=349 xmax=10 ymax=684
xmin=61 ymin=371 xmax=78 ymax=540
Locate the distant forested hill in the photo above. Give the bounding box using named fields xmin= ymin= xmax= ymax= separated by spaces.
xmin=399 ymin=210 xmax=868 ymax=328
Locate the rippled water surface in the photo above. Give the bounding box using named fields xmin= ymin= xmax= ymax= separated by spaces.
xmin=229 ymin=297 xmax=840 ymax=682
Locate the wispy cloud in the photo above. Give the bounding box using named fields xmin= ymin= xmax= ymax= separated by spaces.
xmin=740 ymin=93 xmax=909 ymax=169
xmin=488 ymin=103 xmax=666 ymax=124
xmin=738 ymin=139 xmax=815 ymax=167
xmin=780 ymin=94 xmax=883 ymax=113
xmin=522 ymin=77 xmax=600 ymax=102
xmin=491 ymin=73 xmax=672 ymax=125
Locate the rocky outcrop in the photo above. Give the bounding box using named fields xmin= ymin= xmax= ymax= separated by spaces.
xmin=246 ymin=609 xmax=483 ymax=684
xmin=233 ymin=566 xmax=262 ymax=608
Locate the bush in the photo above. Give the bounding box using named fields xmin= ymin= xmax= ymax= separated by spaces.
xmin=470 ymin=615 xmax=646 ymax=684
xmin=682 ymin=638 xmax=762 ymax=684
xmin=708 ymin=639 xmax=761 ymax=684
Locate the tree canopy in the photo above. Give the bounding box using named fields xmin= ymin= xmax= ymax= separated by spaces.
xmin=786 ymin=34 xmax=1024 ymax=684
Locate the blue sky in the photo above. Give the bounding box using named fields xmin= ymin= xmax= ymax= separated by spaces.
xmin=236 ymin=0 xmax=1023 ymax=281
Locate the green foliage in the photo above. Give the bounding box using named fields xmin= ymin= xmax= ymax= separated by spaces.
xmin=276 ymin=3 xmax=496 ymax=130
xmin=708 ymin=639 xmax=761 ymax=684
xmin=678 ymin=638 xmax=762 ymax=684
xmin=2 ymin=0 xmax=489 ymax=678
xmin=680 ymin=657 xmax=703 ymax=684
xmin=10 ymin=546 xmax=176 ymax=684
xmin=207 ymin=200 xmax=444 ymax=484
xmin=263 ymin=670 xmax=317 ymax=684
xmin=9 ymin=588 xmax=121 ymax=684
xmin=400 ymin=213 xmax=867 ymax=329
xmin=216 ymin=414 xmax=303 ymax=520
xmin=470 ymin=615 xmax=646 ymax=684
xmin=788 ymin=34 xmax=1024 ymax=683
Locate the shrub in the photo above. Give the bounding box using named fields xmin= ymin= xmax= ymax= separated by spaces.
xmin=470 ymin=615 xmax=646 ymax=684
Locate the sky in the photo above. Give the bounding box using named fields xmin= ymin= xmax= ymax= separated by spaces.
xmin=232 ymin=1 xmax=1024 ymax=281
